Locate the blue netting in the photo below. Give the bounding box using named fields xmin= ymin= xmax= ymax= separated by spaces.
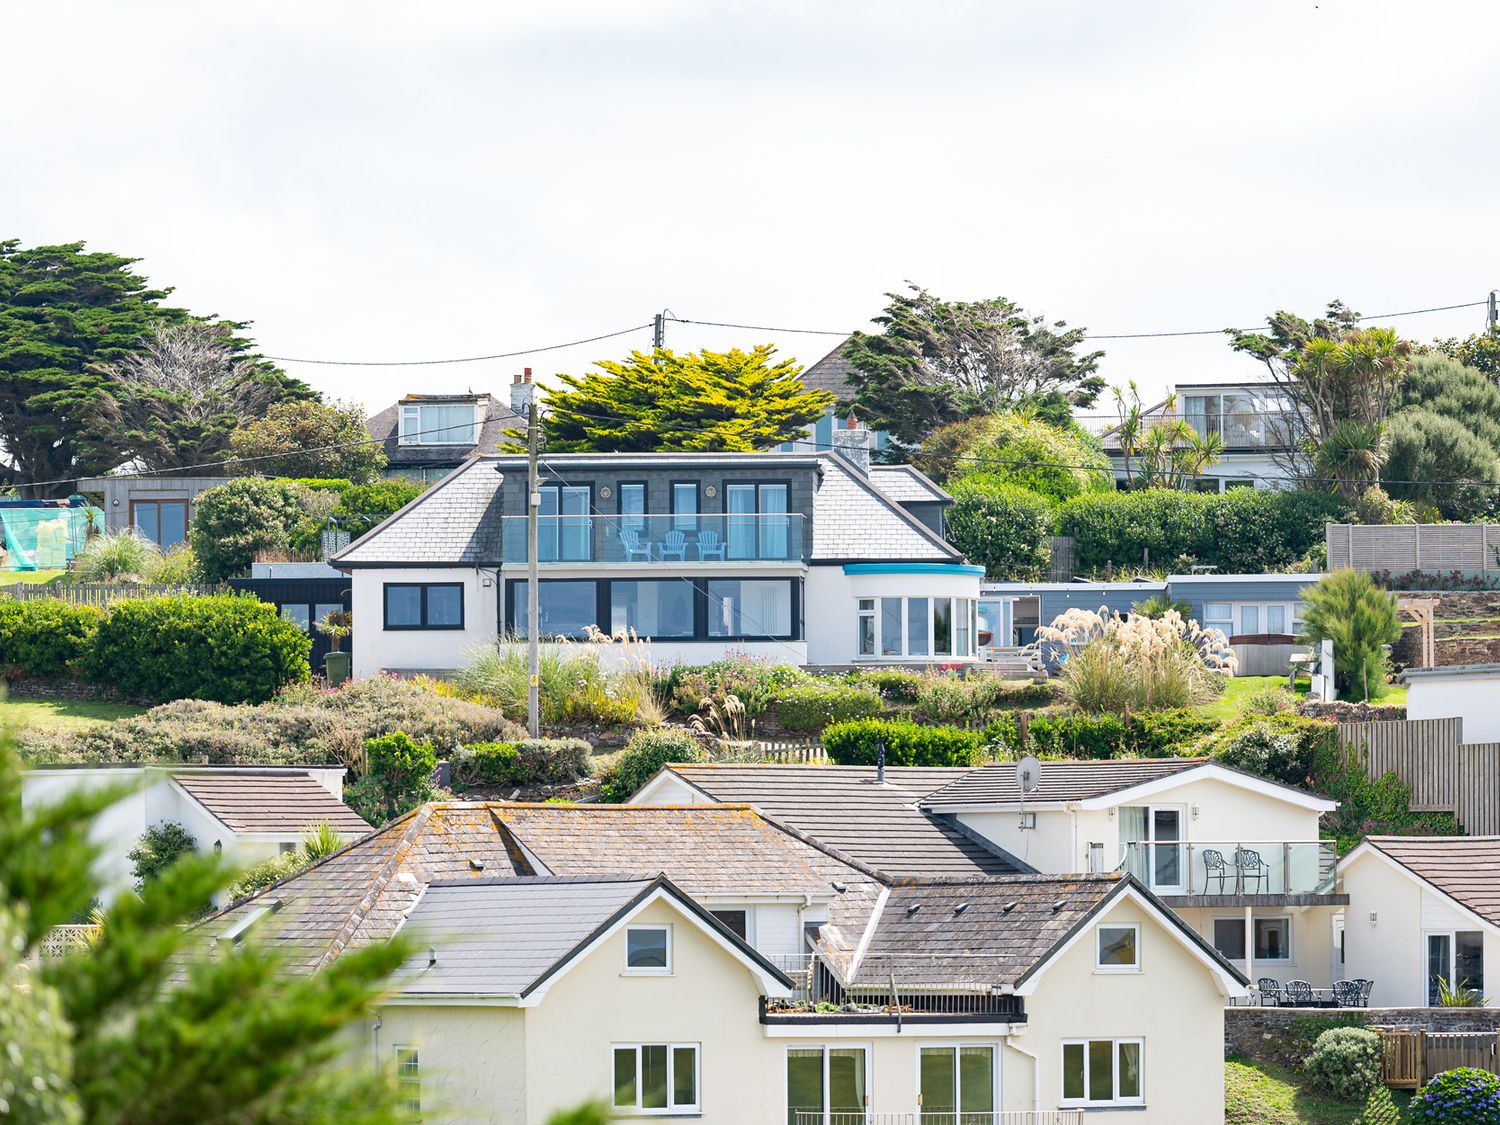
xmin=0 ymin=506 xmax=103 ymax=570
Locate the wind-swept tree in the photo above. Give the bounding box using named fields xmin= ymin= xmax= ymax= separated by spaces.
xmin=229 ymin=399 xmax=386 ymax=481
xmin=543 ymin=346 xmax=832 ymax=452
xmin=1226 ymin=302 xmax=1410 ymax=493
xmin=844 ymin=284 xmax=1105 ymax=446
xmin=83 ymin=323 xmax=310 ymax=472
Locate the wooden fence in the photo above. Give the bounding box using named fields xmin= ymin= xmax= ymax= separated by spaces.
xmin=0 ymin=581 xmax=225 ymax=606
xmin=753 ymin=740 xmax=829 ymax=764
xmin=1380 ymin=1028 xmax=1500 ymax=1089
xmin=1327 ymin=522 xmax=1500 ymax=573
xmin=1338 ymin=718 xmax=1500 ymax=835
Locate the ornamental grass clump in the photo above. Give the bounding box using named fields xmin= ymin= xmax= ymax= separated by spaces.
xmin=1409 ymin=1066 xmax=1500 ymax=1123
xmin=1032 ymin=607 xmax=1234 ymax=714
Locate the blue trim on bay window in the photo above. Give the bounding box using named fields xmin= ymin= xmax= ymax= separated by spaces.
xmin=842 ymin=563 xmax=985 ymax=576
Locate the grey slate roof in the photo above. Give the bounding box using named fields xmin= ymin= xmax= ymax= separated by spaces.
xmin=920 ymin=758 xmax=1207 ymax=809
xmin=173 ymin=773 xmax=372 ymax=836
xmin=847 ymin=873 xmax=1244 ymax=991
xmin=658 ymin=765 xmax=1027 ymax=878
xmin=366 ymin=393 xmax=522 ymax=469
xmin=812 ymin=454 xmax=961 ymax=562
xmin=800 ymin=339 xmax=859 ymax=403
xmin=1359 ymin=836 xmax=1500 ymax=927
xmin=394 ymin=876 xmax=651 ymax=997
xmin=868 ymin=465 xmax=952 ymax=505
xmin=332 ymin=456 xmax=505 ymax=565
xmin=193 ymin=802 xmax=881 ymax=975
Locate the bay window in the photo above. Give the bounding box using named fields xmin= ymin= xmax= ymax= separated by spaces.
xmin=1061 ymin=1038 xmax=1142 ymax=1107
xmin=860 ymin=597 xmax=980 ymax=659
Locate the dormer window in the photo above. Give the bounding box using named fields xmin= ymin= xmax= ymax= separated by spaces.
xmin=398 ymin=402 xmax=480 ymax=446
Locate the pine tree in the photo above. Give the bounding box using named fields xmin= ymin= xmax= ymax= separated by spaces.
xmin=542 ymin=346 xmax=833 ymax=452
xmin=0 ymin=732 xmax=412 ymax=1124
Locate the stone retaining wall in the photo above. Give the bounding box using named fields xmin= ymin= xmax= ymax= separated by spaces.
xmin=1226 ymin=1006 xmax=1500 ymax=1064
xmin=1393 ymin=591 xmax=1500 ymax=668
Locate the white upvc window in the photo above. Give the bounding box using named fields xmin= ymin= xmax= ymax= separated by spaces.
xmin=395 ymin=1045 xmax=421 ymax=1116
xmin=624 ymin=924 xmax=672 ymax=975
xmin=1203 ymin=602 xmax=1233 ymax=634
xmin=1061 ymin=1038 xmax=1143 ymax=1107
xmin=398 ymin=402 xmax=480 ymax=446
xmin=612 ymin=1043 xmax=699 ymax=1114
xmin=1096 ymin=923 xmax=1140 ymax=972
xmin=862 ymin=596 xmax=978 ymax=659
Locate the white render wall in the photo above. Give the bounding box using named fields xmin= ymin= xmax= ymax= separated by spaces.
xmin=375 ymin=894 xmax=1233 ymax=1125
xmin=1405 ymin=672 xmax=1500 ymax=743
xmin=1340 ymin=850 xmax=1500 ymax=1008
xmin=350 ymin=567 xmax=499 ymax=677
xmin=21 ymin=768 xmax=326 ymax=903
xmin=804 ymin=566 xmax=982 ymax=666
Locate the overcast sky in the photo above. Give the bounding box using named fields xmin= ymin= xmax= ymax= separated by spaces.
xmin=7 ymin=1 xmax=1500 ymax=427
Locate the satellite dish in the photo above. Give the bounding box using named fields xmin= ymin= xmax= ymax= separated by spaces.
xmin=1016 ymin=755 xmax=1042 ymax=796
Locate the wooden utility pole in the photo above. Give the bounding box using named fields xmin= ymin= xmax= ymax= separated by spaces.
xmin=526 ymin=372 xmax=540 ymax=738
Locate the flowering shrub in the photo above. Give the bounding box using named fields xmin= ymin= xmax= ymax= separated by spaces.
xmin=1030 ymin=607 xmax=1233 ymax=713
xmin=1409 ymin=1066 xmax=1500 ymax=1123
xmin=666 ymin=656 xmax=805 ymax=716
xmin=1302 ymin=1026 xmax=1383 ymax=1101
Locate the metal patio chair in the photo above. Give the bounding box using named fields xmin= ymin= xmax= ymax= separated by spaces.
xmin=1283 ymin=979 xmax=1314 ymax=1007
xmin=1354 ymin=978 xmax=1373 ymax=1007
xmin=1332 ymin=980 xmax=1363 ymax=1007
xmin=1201 ymin=848 xmax=1233 ymax=894
xmin=1256 ymin=977 xmax=1284 ymax=1007
xmin=1235 ymin=847 xmax=1269 ymax=894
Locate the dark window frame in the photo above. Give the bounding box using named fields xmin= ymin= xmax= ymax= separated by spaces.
xmin=617 ymin=480 xmax=648 ymax=531
xmin=536 ymin=481 xmax=595 ymax=562
xmin=383 ymin=582 xmax=465 ymax=631
xmin=720 ymin=478 xmax=793 ymax=561
xmin=129 ymin=498 xmax=190 ymax=549
xmin=670 ymin=480 xmax=700 ymax=531
xmin=503 ymin=576 xmax=801 ymax=643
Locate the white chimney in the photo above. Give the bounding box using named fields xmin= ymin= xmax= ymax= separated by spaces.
xmin=831 ymin=413 xmax=873 ymax=474
xmin=510 ymin=368 xmax=535 ymax=418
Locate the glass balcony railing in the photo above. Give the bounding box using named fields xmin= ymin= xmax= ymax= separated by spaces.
xmin=1118 ymin=840 xmax=1337 ymax=897
xmin=500 ymin=513 xmax=808 ymax=565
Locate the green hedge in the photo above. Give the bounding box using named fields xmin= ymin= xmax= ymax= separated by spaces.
xmin=1056 ymin=488 xmax=1349 ymax=574
xmin=450 ymin=738 xmax=592 ymax=790
xmin=943 ymin=478 xmax=1055 ymax=580
xmin=845 ymin=669 xmax=924 ymax=704
xmin=81 ymin=594 xmax=311 ymax=705
xmin=772 ymin=682 xmax=884 ymax=731
xmin=985 ymin=709 xmax=1217 ymax=759
xmin=0 ymin=599 xmax=104 ymax=678
xmin=822 ymin=719 xmax=983 ymax=767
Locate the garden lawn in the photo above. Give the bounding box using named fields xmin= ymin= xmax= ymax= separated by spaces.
xmin=0 ymin=569 xmax=65 ymax=585
xmin=1196 ymin=676 xmax=1406 ymax=723
xmin=0 ymin=695 xmax=146 ymax=733
xmin=1225 ymin=1059 xmax=1411 ymax=1124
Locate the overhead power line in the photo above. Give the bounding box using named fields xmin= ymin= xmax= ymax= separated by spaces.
xmin=262 ymin=323 xmax=652 ymax=367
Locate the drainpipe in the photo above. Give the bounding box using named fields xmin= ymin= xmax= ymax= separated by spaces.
xmin=1005 ymin=1039 xmax=1041 ymax=1116
xmin=370 ymin=1010 xmax=383 ymax=1071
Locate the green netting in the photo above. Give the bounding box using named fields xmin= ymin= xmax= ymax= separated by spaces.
xmin=0 ymin=506 xmax=103 ymax=571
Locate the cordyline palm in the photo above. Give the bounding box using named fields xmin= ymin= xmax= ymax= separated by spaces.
xmin=1316 ymin=420 xmax=1385 ymax=500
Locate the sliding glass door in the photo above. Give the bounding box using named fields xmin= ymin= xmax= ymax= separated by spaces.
xmin=920 ymin=1045 xmax=995 ymax=1125
xmin=786 ymin=1046 xmax=867 ymax=1125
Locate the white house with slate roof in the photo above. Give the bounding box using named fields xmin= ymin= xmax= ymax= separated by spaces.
xmin=330 ymin=434 xmax=983 ymax=676
xmin=636 ymin=758 xmax=1345 ymax=1000
xmin=197 ymin=801 xmax=1247 ymax=1124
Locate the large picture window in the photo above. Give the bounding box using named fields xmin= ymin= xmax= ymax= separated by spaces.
xmin=613 ymin=1043 xmax=698 ymax=1114
xmin=398 ymin=402 xmax=478 ymax=445
xmin=726 ymin=482 xmax=791 ymax=560
xmin=538 ymin=484 xmax=592 ymax=562
xmin=1061 ymin=1038 xmax=1142 ymax=1107
xmin=707 ymin=579 xmax=792 ymax=638
xmin=383 ymin=583 xmax=464 ymax=630
xmin=506 ymin=578 xmax=798 ymax=642
xmin=508 ymin=580 xmax=598 ymax=639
